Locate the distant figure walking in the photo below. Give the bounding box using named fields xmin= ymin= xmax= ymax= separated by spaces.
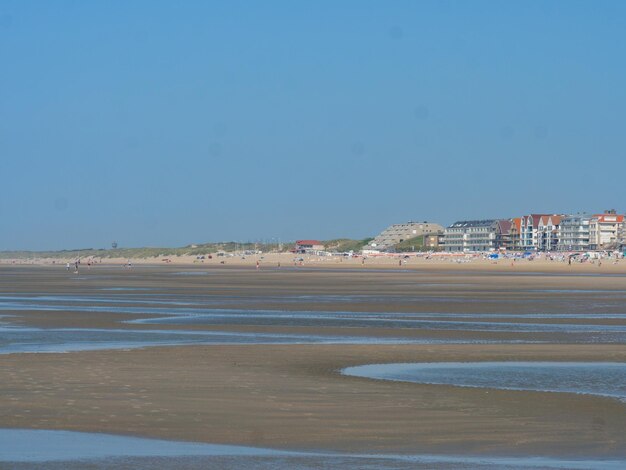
xmin=66 ymin=263 xmax=70 ymax=271
xmin=256 ymin=260 xmax=260 ymax=270
xmin=74 ymin=261 xmax=79 ymax=274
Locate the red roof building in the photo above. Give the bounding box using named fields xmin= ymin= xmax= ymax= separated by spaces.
xmin=589 ymin=212 xmax=625 ymax=249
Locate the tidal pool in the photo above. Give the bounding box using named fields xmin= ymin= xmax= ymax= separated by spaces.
xmin=133 ymin=311 xmax=626 ymax=333
xmin=4 ymin=325 xmax=494 ymax=354
xmin=3 ymin=295 xmax=626 ymax=345
xmin=1 ymin=429 xmax=624 ymax=469
xmin=343 ymin=362 xmax=626 ymax=401
xmin=99 ymin=287 xmax=154 ymax=291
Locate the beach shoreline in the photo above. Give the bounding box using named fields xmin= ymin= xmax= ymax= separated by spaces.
xmin=1 ymin=264 xmax=626 ymax=460
xmin=2 ymin=251 xmax=626 ymax=275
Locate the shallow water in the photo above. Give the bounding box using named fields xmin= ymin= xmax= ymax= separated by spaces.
xmin=99 ymin=287 xmax=154 ymax=291
xmin=3 ymin=324 xmax=510 ymax=354
xmin=0 ymin=429 xmax=292 ymax=461
xmin=133 ymin=311 xmax=626 ymax=333
xmin=0 ymin=295 xmax=197 ymax=306
xmin=3 ymin=297 xmax=626 ymax=334
xmin=5 ymin=291 xmax=626 ymax=307
xmin=343 ymin=362 xmax=626 ymax=401
xmin=3 ymin=292 xmax=626 ymax=345
xmin=1 ymin=429 xmax=624 ymax=469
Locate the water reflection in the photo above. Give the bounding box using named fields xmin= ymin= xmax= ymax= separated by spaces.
xmin=3 ymin=293 xmax=626 ymax=345
xmin=343 ymin=362 xmax=626 ymax=400
xmin=1 ymin=429 xmax=624 ymax=469
xmin=2 ymin=297 xmax=626 ymax=334
xmin=2 ymin=325 xmax=502 ymax=354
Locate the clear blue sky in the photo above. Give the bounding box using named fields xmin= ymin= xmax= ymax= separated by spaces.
xmin=1 ymin=1 xmax=625 ymax=250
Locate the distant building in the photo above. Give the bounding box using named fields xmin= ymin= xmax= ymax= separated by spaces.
xmin=294 ymin=240 xmax=324 ymax=253
xmin=494 ymin=219 xmax=513 ymax=251
xmin=367 ymin=221 xmax=444 ymax=251
xmin=424 ymin=233 xmax=444 ymax=249
xmin=520 ymin=214 xmax=563 ymax=251
xmin=589 ymin=210 xmax=624 ymax=249
xmin=508 ymin=217 xmax=522 ymax=250
xmin=619 ymin=220 xmax=626 ymax=251
xmin=444 ymin=220 xmax=499 ymax=252
xmin=557 ymin=214 xmax=591 ymax=251
xmin=536 ymin=215 xmax=563 ymax=251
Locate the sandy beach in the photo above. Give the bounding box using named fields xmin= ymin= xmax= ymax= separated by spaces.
xmin=4 ymin=251 xmax=626 ymax=275
xmin=1 ymin=263 xmax=626 ymax=463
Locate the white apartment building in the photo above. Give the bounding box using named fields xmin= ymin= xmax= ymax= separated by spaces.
xmin=557 ymin=214 xmax=591 ymax=251
xmin=536 ymin=215 xmax=563 ymax=251
xmin=520 ymin=214 xmax=562 ymax=251
xmin=589 ymin=211 xmax=625 ymax=249
xmin=444 ymin=220 xmax=498 ymax=252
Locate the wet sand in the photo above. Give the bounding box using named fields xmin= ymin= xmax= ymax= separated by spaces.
xmin=1 ymin=264 xmax=626 ymax=460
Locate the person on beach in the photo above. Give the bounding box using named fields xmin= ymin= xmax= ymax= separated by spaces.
xmin=66 ymin=262 xmax=70 ymax=271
